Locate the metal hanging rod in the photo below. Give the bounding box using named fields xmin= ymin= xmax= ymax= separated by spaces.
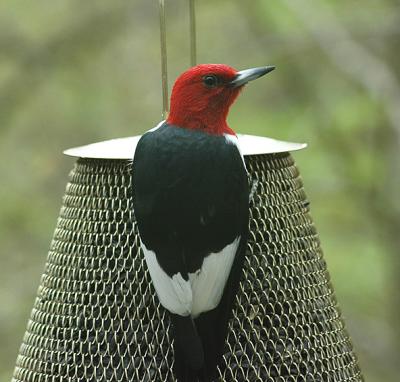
xmin=189 ymin=0 xmax=197 ymax=66
xmin=158 ymin=0 xmax=197 ymax=119
xmin=159 ymin=0 xmax=169 ymax=119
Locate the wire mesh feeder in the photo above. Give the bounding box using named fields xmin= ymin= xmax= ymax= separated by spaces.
xmin=12 ymin=135 xmax=363 ymax=382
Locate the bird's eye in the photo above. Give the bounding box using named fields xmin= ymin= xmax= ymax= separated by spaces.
xmin=203 ymin=75 xmax=219 ymax=88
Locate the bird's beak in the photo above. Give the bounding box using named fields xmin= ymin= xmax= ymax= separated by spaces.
xmin=229 ymin=66 xmax=275 ymax=88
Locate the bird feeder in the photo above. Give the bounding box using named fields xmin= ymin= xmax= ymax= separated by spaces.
xmin=12 ymin=135 xmax=363 ymax=382
xmin=12 ymin=1 xmax=363 ymax=381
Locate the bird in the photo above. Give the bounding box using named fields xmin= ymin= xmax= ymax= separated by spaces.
xmin=132 ymin=63 xmax=275 ymax=381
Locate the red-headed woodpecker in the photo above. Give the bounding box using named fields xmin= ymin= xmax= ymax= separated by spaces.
xmin=132 ymin=64 xmax=275 ymax=381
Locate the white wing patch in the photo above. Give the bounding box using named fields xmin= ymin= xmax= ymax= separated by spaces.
xmin=190 ymin=237 xmax=239 ymax=317
xmin=141 ymin=237 xmax=240 ymax=318
xmin=141 ymin=244 xmax=192 ymax=315
xmin=171 ymin=272 xmax=193 ymax=314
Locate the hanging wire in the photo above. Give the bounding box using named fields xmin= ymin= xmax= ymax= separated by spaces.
xmin=189 ymin=0 xmax=197 ymax=66
xmin=159 ymin=0 xmax=169 ymax=119
xmin=158 ymin=0 xmax=197 ymax=118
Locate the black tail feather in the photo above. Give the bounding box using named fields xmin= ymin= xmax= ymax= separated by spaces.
xmin=194 ymin=309 xmax=223 ymax=381
xmin=173 ymin=310 xmax=223 ymax=382
xmin=171 ymin=314 xmax=204 ymax=380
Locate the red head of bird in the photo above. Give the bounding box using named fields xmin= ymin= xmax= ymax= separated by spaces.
xmin=167 ymin=63 xmax=275 ymax=135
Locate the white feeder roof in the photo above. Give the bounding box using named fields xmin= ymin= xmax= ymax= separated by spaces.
xmin=64 ymin=134 xmax=306 ymax=160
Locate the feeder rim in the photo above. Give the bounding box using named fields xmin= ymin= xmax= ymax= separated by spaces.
xmin=64 ymin=132 xmax=306 ymax=160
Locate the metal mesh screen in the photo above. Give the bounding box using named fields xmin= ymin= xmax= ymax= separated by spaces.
xmin=12 ymin=153 xmax=363 ymax=382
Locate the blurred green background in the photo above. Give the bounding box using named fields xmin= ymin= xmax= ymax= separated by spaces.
xmin=1 ymin=0 xmax=399 ymax=380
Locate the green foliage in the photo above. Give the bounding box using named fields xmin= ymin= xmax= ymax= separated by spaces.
xmin=0 ymin=0 xmax=398 ymax=380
